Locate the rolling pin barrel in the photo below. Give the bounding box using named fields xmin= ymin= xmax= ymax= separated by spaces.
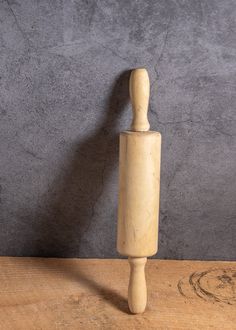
xmin=117 ymin=131 xmax=161 ymax=257
xmin=117 ymin=68 xmax=161 ymax=314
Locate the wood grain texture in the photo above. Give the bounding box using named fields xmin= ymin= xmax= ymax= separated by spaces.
xmin=0 ymin=258 xmax=235 ymax=329
xmin=117 ymin=131 xmax=161 ymax=257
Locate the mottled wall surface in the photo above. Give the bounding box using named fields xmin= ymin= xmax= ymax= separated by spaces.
xmin=0 ymin=0 xmax=235 ymax=259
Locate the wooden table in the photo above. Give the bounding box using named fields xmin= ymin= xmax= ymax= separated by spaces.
xmin=0 ymin=257 xmax=235 ymax=329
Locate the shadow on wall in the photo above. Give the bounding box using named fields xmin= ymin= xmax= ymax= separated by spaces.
xmin=21 ymin=71 xmax=132 ymax=314
xmin=32 ymin=70 xmax=130 ymax=257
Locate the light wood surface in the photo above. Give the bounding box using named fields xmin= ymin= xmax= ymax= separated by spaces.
xmin=117 ymin=68 xmax=161 ymax=313
xmin=128 ymin=257 xmax=147 ymax=314
xmin=0 ymin=257 xmax=235 ymax=329
xmin=117 ymin=131 xmax=161 ymax=258
xmin=129 ymin=68 xmax=150 ymax=131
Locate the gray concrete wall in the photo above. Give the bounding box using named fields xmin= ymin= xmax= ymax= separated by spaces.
xmin=0 ymin=0 xmax=235 ymax=259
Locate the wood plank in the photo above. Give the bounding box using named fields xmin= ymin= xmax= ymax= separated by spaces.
xmin=0 ymin=257 xmax=235 ymax=329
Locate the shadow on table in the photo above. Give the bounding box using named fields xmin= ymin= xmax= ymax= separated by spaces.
xmin=30 ymin=257 xmax=131 ymax=314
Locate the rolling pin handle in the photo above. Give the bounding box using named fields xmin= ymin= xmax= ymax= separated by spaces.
xmin=128 ymin=257 xmax=147 ymax=314
xmin=129 ymin=68 xmax=150 ymax=132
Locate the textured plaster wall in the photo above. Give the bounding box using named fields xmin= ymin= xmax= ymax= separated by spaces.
xmin=0 ymin=0 xmax=235 ymax=259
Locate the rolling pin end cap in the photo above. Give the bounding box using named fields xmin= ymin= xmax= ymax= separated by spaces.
xmin=131 ymin=121 xmax=150 ymax=132
xmin=128 ymin=301 xmax=146 ymax=314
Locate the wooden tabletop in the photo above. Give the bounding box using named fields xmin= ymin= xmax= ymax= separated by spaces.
xmin=0 ymin=257 xmax=235 ymax=329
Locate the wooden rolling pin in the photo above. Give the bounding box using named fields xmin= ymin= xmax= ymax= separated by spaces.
xmin=117 ymin=68 xmax=161 ymax=314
